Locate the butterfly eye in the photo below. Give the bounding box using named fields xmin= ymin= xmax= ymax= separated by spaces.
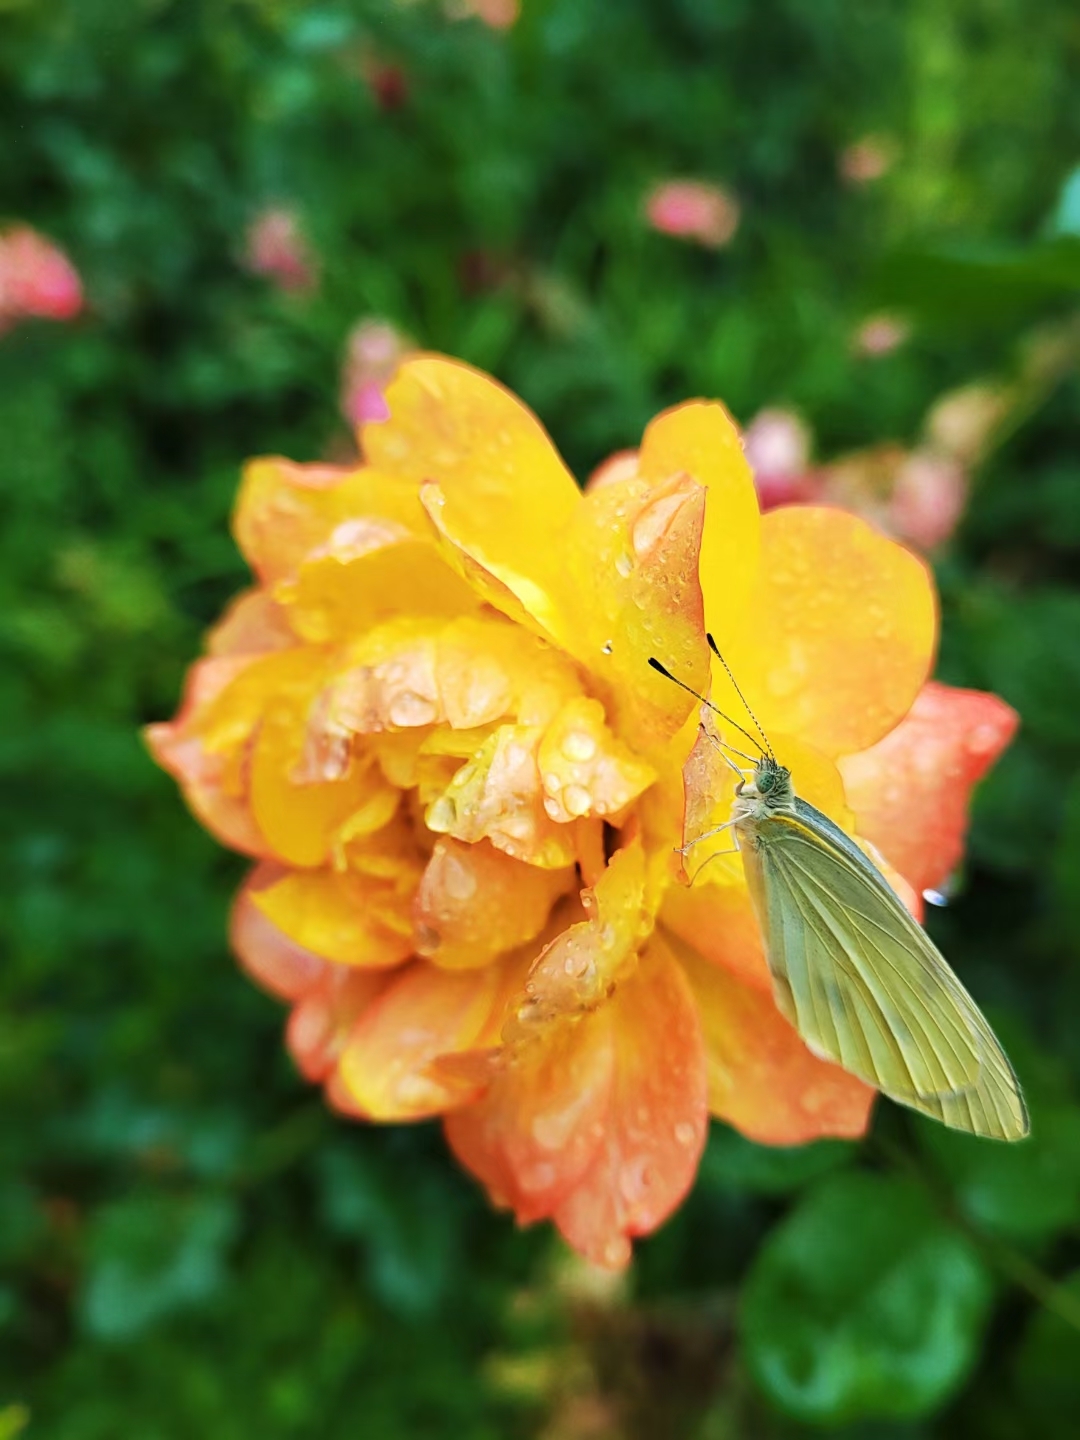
xmin=757 ymin=770 xmax=774 ymax=794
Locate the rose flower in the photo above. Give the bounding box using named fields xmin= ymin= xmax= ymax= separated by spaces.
xmin=146 ymin=356 xmax=1017 ymax=1266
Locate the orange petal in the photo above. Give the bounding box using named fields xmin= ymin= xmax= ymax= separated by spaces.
xmin=338 ymin=959 xmax=507 ymax=1119
xmin=637 ymin=400 xmax=761 ymax=640
xmin=839 ymin=680 xmax=1019 ymax=895
xmin=280 ymin=527 xmax=479 ymax=644
xmin=251 ymin=867 xmax=414 ymax=968
xmin=561 ymin=469 xmax=709 ymax=753
xmin=674 ymin=938 xmax=874 ymax=1145
xmin=233 ymin=457 xmax=426 ymax=585
xmin=144 ymin=656 xmax=270 ymax=857
xmin=536 ymin=697 xmax=656 ymax=824
xmin=426 ymin=724 xmax=577 ymax=869
xmin=362 ymin=356 xmax=580 ymax=635
xmin=413 ymin=836 xmax=574 ymax=970
xmin=230 ymin=864 xmax=329 ymax=1000
xmin=661 ymin=880 xmax=772 ymax=992
xmin=206 ymin=589 xmax=296 ymax=656
xmin=512 ymin=841 xmax=647 ymax=1034
xmin=552 ymin=939 xmax=709 ymax=1267
xmin=717 ymin=507 xmax=937 ymax=756
xmin=286 ymin=964 xmax=394 ymax=1083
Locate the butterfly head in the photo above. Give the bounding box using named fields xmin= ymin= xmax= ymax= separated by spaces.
xmin=734 ymin=755 xmax=794 ymax=815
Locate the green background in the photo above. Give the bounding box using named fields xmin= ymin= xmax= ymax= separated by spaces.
xmin=3 ymin=1 xmax=1080 ymax=1435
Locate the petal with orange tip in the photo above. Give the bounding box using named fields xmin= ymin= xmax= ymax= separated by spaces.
xmin=552 ymin=938 xmax=708 ymax=1268
xmin=562 ymin=469 xmax=709 ymax=753
xmin=674 ymin=938 xmax=874 ymax=1145
xmin=286 ymin=965 xmax=393 ymax=1084
xmin=413 ymin=837 xmax=575 ymax=970
xmin=231 ymin=863 xmax=329 ymax=1000
xmin=233 ymin=457 xmax=426 ymax=585
xmin=718 ymin=507 xmax=937 ymax=757
xmin=839 ymin=680 xmax=1018 ymax=896
xmin=638 ymin=400 xmax=761 ymax=639
xmin=251 ymin=867 xmax=414 ymax=969
xmin=143 ymin=656 xmax=270 ymax=857
xmin=338 ymin=960 xmax=507 ymax=1120
xmin=426 ymin=725 xmax=577 ymax=869
xmin=206 ymin=589 xmax=296 ymax=656
xmin=362 ymin=356 xmax=580 ymax=636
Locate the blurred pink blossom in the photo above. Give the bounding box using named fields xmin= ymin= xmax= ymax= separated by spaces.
xmin=0 ymin=226 xmax=83 ymax=333
xmin=644 ymin=180 xmax=740 ymax=248
xmin=742 ymin=407 xmax=820 ymax=508
xmin=839 ymin=135 xmax=896 ymax=185
xmin=244 ymin=207 xmax=318 ymax=294
xmin=854 ymin=313 xmax=911 ymax=357
xmin=340 ymin=318 xmax=414 ymax=426
xmin=815 ymin=444 xmax=967 ymax=552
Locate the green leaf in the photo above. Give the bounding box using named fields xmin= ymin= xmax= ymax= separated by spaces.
xmin=1013 ymin=1270 xmax=1080 ymax=1436
xmin=740 ymin=1172 xmax=993 ymax=1424
xmin=700 ymin=1125 xmax=855 ymax=1196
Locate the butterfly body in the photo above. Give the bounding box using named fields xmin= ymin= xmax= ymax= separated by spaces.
xmin=731 ymin=756 xmax=1029 ymax=1141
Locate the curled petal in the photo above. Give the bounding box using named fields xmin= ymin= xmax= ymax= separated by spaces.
xmin=363 ymin=356 xmax=580 ymax=636
xmin=537 ymin=697 xmax=655 ymax=824
xmin=562 ymin=469 xmax=709 ymax=752
xmin=675 ymin=939 xmax=874 ymax=1145
xmin=251 ymin=867 xmax=415 ymax=968
xmin=413 ymin=837 xmax=574 ymax=970
xmin=638 ymin=400 xmax=761 ymax=642
xmin=839 ymin=681 xmax=1019 ymax=895
xmin=234 ymin=457 xmax=425 ymax=585
xmin=144 ymin=656 xmax=270 ymax=857
xmin=426 ymin=725 xmax=577 ymax=869
xmin=718 ymin=507 xmax=937 ymax=756
xmin=231 ymin=864 xmax=329 ymax=1000
xmin=338 ymin=960 xmax=509 ymax=1119
xmin=281 ymin=527 xmax=479 ymax=644
xmin=552 ymin=939 xmax=708 ymax=1267
xmin=513 ymin=841 xmax=647 ymax=1032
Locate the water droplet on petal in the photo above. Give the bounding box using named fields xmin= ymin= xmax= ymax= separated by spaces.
xmin=602 ymin=1235 xmax=632 ymax=1268
xmin=562 ymin=730 xmax=597 ymax=763
xmin=388 ymin=690 xmax=437 ymax=727
xmin=674 ymin=1121 xmax=697 ymax=1147
xmin=615 ymin=552 xmax=634 ymax=578
xmin=602 ymin=640 xmax=614 ymax=656
xmin=562 ymin=783 xmax=592 ymax=817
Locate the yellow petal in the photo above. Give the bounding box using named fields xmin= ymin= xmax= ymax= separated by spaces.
xmin=637 ymin=400 xmax=761 ymax=639
xmin=361 ymin=356 xmax=580 ymax=635
xmin=413 ymin=837 xmax=575 ymax=970
xmin=426 ymin=725 xmax=577 ymax=869
xmin=205 ymin=589 xmax=296 ymax=656
xmin=252 ymin=867 xmax=414 ymax=968
xmin=233 ymin=457 xmax=425 ymax=585
xmin=536 ymin=697 xmax=656 ymax=824
xmin=338 ymin=960 xmax=507 ymax=1119
xmin=718 ymin=507 xmax=937 ymax=756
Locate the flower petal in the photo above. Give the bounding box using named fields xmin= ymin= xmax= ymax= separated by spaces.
xmin=230 ymin=864 xmax=329 ymax=1000
xmin=637 ymin=400 xmax=761 ymax=639
xmin=717 ymin=507 xmax=937 ymax=756
xmin=233 ymin=457 xmax=426 ymax=585
xmin=413 ymin=836 xmax=575 ymax=970
xmin=286 ymin=965 xmax=393 ymax=1084
xmin=206 ymin=589 xmax=296 ymax=656
xmin=661 ymin=881 xmax=772 ymax=992
xmin=536 ymin=696 xmax=656 ymax=824
xmin=143 ymin=656 xmax=270 ymax=857
xmin=338 ymin=959 xmax=508 ymax=1119
xmin=251 ymin=867 xmax=415 ymax=968
xmin=675 ymin=938 xmax=874 ymax=1145
xmin=362 ymin=356 xmax=580 ymax=635
xmin=551 ymin=938 xmax=708 ymax=1268
xmin=838 ymin=681 xmax=1019 ymax=895
xmin=426 ymin=724 xmax=578 ymax=868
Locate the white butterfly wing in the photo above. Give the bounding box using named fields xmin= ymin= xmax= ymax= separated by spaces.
xmin=740 ymin=804 xmax=1028 ymax=1141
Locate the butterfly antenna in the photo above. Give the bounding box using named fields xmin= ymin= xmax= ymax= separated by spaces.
xmin=706 ymin=633 xmax=775 ymax=762
xmin=647 ymin=656 xmax=764 ymax=758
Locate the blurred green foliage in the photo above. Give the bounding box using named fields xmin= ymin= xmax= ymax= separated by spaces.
xmin=2 ymin=0 xmax=1080 ymax=1435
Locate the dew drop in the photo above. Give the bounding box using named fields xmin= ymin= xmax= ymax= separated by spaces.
xmin=542 ymin=771 xmax=562 ymax=794
xmin=414 ymin=921 xmax=441 ymax=954
xmin=441 ymin=852 xmax=477 ymax=901
xmin=603 ymin=1235 xmax=632 ymax=1268
xmin=388 ymin=690 xmax=437 ymax=727
xmin=674 ymin=1121 xmax=696 ymax=1147
xmin=615 ymin=552 xmax=634 ymax=578
xmin=562 ymin=783 xmax=592 ymax=817
xmin=544 ymin=797 xmax=561 ymax=818
xmin=602 ymin=640 xmax=614 ymax=656
xmin=562 ymin=730 xmax=597 ymax=763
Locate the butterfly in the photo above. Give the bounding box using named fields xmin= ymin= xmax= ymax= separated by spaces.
xmin=649 ymin=637 xmax=1029 ymax=1141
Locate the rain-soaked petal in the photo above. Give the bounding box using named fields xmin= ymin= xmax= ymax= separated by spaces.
xmin=230 ymin=864 xmax=329 ymax=1000
xmin=234 ymin=457 xmax=425 ymax=585
xmin=838 ymin=680 xmax=1018 ymax=895
xmin=362 ymin=356 xmax=581 ymax=637
xmin=717 ymin=507 xmax=936 ymax=756
xmin=675 ymin=939 xmax=874 ymax=1145
xmin=286 ymin=965 xmax=393 ymax=1084
xmin=413 ymin=836 xmax=575 ymax=970
xmin=552 ymin=938 xmax=708 ymax=1268
xmin=206 ymin=589 xmax=296 ymax=656
xmin=251 ymin=866 xmax=415 ymax=968
xmin=537 ymin=696 xmax=655 ymax=824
